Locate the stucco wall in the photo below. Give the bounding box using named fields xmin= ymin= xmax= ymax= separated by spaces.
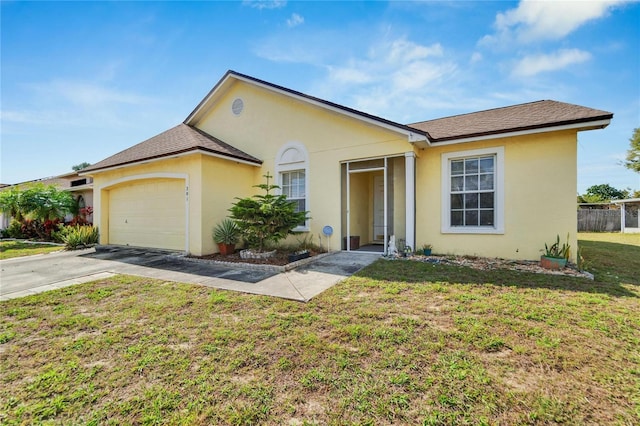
xmin=192 ymin=81 xmax=415 ymax=252
xmin=415 ymin=130 xmax=579 ymax=261
xmin=90 ymin=154 xmax=256 ymax=256
xmin=200 ymin=155 xmax=258 ymax=255
xmin=88 ymin=77 xmax=586 ymax=261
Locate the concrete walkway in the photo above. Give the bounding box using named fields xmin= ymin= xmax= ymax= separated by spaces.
xmin=0 ymin=247 xmax=380 ymax=302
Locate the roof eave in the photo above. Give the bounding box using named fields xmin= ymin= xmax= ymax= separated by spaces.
xmin=612 ymin=198 xmax=640 ymax=204
xmin=80 ymin=148 xmax=262 ymax=176
xmin=185 ymin=70 xmax=431 ymax=145
xmin=428 ymin=117 xmax=612 ymax=146
xmin=65 ymin=184 xmax=93 ymax=192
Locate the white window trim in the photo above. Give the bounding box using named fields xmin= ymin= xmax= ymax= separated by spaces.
xmin=275 ymin=142 xmax=310 ymax=232
xmin=441 ymin=146 xmax=504 ymax=234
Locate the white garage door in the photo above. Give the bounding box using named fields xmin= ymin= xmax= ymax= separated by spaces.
xmin=109 ymin=179 xmax=186 ymax=251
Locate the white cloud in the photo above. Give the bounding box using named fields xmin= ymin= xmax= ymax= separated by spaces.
xmin=328 ymin=66 xmax=374 ymax=85
xmin=28 ymin=80 xmax=151 ymax=107
xmin=384 ymin=39 xmax=443 ymax=63
xmin=287 ymin=13 xmax=304 ymax=28
xmin=512 ymin=48 xmax=592 ymax=77
xmin=253 ymin=29 xmax=344 ymax=64
xmin=470 ymin=52 xmax=483 ymax=64
xmin=481 ymin=0 xmax=629 ymax=45
xmin=242 ymin=0 xmax=286 ymax=10
xmin=1 ymin=79 xmax=155 ymax=131
xmin=314 ymin=37 xmax=459 ymax=120
xmin=324 ymin=38 xmax=451 ymax=90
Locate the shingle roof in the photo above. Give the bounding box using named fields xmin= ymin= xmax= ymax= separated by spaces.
xmin=83 ymin=124 xmax=262 ymax=172
xmin=408 ymin=100 xmax=613 ymax=143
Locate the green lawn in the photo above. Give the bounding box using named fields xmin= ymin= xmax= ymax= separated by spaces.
xmin=0 ymin=240 xmax=63 ymax=260
xmin=578 ymin=232 xmax=640 ymax=286
xmin=0 ymin=234 xmax=638 ymax=425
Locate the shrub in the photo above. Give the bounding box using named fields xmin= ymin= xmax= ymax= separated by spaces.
xmin=20 ymin=219 xmax=43 ymax=240
xmin=6 ymin=219 xmax=24 ymax=239
xmin=61 ymin=225 xmax=99 ymax=250
xmin=51 ymin=223 xmax=71 ymax=243
xmin=229 ymin=173 xmax=308 ymax=252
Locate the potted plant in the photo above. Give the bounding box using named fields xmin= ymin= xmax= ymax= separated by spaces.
xmin=213 ymin=218 xmax=240 ymax=255
xmin=540 ymin=234 xmax=570 ymax=270
xmin=421 ymin=244 xmax=432 ymax=256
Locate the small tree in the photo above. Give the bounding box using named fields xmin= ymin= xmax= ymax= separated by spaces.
xmin=623 ymin=128 xmax=639 ymax=173
xmin=19 ymin=183 xmax=74 ymax=221
xmin=0 ymin=186 xmax=24 ymax=221
xmin=229 ymin=173 xmax=309 ymax=252
xmin=0 ymin=183 xmax=74 ymax=240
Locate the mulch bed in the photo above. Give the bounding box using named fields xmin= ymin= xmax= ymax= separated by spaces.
xmin=191 ymin=250 xmax=592 ymax=279
xmin=396 ymin=254 xmax=593 ymax=279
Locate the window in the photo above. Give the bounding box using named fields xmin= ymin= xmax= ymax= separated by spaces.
xmin=281 ymin=170 xmax=306 ymax=214
xmin=276 ymin=142 xmax=309 ymax=231
xmin=441 ymin=147 xmax=504 ymax=234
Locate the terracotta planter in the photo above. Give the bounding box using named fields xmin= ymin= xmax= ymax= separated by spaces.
xmin=217 ymin=243 xmax=236 ymax=255
xmin=540 ymin=255 xmax=567 ymax=270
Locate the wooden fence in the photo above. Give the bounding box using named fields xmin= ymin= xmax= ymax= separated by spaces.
xmin=577 ymin=209 xmax=621 ymax=232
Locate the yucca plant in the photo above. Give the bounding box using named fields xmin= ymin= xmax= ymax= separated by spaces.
xmin=213 ymin=219 xmax=240 ymax=245
xmin=213 ymin=218 xmax=240 ymax=255
xmin=62 ymin=225 xmax=99 ymax=250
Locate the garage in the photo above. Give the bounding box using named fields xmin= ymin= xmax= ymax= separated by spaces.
xmin=108 ymin=178 xmax=186 ymax=251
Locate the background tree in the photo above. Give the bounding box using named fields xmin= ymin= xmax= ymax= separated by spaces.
xmin=19 ymin=184 xmax=74 ymax=221
xmin=623 ymin=128 xmax=639 ymax=173
xmin=0 ymin=186 xmax=24 ymax=221
xmin=578 ymin=183 xmax=628 ymax=203
xmin=0 ymin=184 xmax=74 ymax=240
xmin=72 ymin=162 xmax=91 ymax=171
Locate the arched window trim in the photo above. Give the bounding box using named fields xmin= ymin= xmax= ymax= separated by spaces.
xmin=275 ymin=142 xmax=309 ymax=232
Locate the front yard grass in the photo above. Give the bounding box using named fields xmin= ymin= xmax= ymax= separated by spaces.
xmin=0 ymin=240 xmax=63 ymax=260
xmin=1 ymin=234 xmax=638 ymax=424
xmin=578 ymin=232 xmax=640 ymax=286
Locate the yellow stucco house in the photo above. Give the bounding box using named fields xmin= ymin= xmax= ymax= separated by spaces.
xmin=82 ymin=71 xmax=612 ymax=261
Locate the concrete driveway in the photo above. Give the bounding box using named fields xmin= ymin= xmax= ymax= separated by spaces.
xmin=0 ymin=247 xmax=380 ymax=302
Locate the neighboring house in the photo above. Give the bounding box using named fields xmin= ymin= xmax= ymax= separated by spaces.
xmin=82 ymin=70 xmax=612 ymax=261
xmin=0 ymin=172 xmax=94 ymax=229
xmin=577 ymin=202 xmax=616 ymax=210
xmin=612 ymin=198 xmax=640 ymax=233
xmin=577 ymin=200 xmax=640 ymax=232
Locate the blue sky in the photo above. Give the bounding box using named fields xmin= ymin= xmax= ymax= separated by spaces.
xmin=2 ymin=0 xmax=639 ymax=194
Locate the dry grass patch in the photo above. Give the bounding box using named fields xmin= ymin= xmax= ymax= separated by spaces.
xmin=1 ymin=236 xmax=639 ymax=425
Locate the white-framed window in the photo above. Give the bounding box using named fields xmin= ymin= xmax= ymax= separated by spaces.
xmin=281 ymin=170 xmax=306 ymax=223
xmin=441 ymin=146 xmax=504 ymax=234
xmin=276 ymin=142 xmax=309 ymax=231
